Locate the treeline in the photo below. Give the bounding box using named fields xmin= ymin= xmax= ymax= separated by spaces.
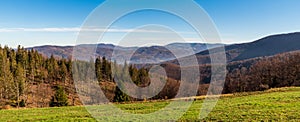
xmin=158 ymin=51 xmax=300 ymax=96
xmin=73 ymin=57 xmax=153 ymax=103
xmin=224 ymin=51 xmax=300 ymax=93
xmin=81 ymin=57 xmax=179 ymax=102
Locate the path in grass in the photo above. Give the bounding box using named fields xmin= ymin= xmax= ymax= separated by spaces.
xmin=1 ymin=87 xmax=300 ymax=121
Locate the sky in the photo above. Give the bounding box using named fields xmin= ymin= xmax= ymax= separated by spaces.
xmin=0 ymin=0 xmax=300 ymax=48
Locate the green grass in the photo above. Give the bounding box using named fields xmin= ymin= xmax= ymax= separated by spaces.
xmin=1 ymin=87 xmax=300 ymax=121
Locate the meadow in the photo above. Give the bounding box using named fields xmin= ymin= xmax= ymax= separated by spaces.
xmin=1 ymin=87 xmax=300 ymax=121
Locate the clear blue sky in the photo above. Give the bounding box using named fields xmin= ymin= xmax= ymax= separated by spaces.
xmin=0 ymin=0 xmax=300 ymax=47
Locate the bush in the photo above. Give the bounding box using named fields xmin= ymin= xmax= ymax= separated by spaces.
xmin=19 ymin=99 xmax=26 ymax=107
xmin=259 ymin=84 xmax=270 ymax=91
xmin=50 ymin=86 xmax=68 ymax=107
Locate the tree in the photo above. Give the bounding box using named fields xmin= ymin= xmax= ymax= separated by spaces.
xmin=59 ymin=60 xmax=68 ymax=84
xmin=13 ymin=64 xmax=26 ymax=108
xmin=101 ymin=57 xmax=112 ymax=81
xmin=47 ymin=55 xmax=59 ymax=83
xmin=137 ymin=68 xmax=150 ymax=87
xmin=1 ymin=51 xmax=14 ymax=100
xmin=129 ymin=64 xmax=138 ymax=83
xmin=95 ymin=57 xmax=102 ymax=82
xmin=113 ymin=83 xmax=130 ymax=102
xmin=50 ymin=86 xmax=68 ymax=107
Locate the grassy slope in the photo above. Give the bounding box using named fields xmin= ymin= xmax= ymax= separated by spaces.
xmin=1 ymin=87 xmax=300 ymax=121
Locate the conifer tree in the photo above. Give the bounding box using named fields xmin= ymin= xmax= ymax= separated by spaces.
xmin=50 ymin=86 xmax=68 ymax=107
xmin=95 ymin=57 xmax=102 ymax=82
xmin=1 ymin=52 xmax=14 ymax=100
xmin=113 ymin=83 xmax=130 ymax=102
xmin=14 ymin=64 xmax=26 ymax=108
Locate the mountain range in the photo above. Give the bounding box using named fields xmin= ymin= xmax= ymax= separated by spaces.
xmin=159 ymin=32 xmax=300 ymax=82
xmin=165 ymin=32 xmax=300 ymax=66
xmin=28 ymin=43 xmax=222 ymax=64
xmin=28 ymin=32 xmax=300 ymax=65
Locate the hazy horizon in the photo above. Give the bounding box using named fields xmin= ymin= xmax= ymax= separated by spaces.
xmin=1 ymin=0 xmax=300 ymax=48
xmin=0 ymin=31 xmax=293 ymax=48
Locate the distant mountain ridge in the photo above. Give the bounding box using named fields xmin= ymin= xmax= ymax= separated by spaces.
xmin=183 ymin=32 xmax=300 ymax=65
xmin=233 ymin=32 xmax=300 ymax=61
xmin=29 ymin=32 xmax=300 ymax=65
xmin=158 ymin=32 xmax=300 ymax=82
xmin=28 ymin=43 xmax=222 ymax=64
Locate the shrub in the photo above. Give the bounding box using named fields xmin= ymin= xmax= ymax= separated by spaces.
xmin=19 ymin=99 xmax=26 ymax=107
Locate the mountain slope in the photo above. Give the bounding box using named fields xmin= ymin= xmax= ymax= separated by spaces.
xmin=191 ymin=32 xmax=300 ymax=64
xmin=233 ymin=32 xmax=300 ymax=61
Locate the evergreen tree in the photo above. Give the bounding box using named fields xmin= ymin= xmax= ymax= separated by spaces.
xmin=129 ymin=64 xmax=138 ymax=84
xmin=0 ymin=49 xmax=3 ymax=99
xmin=95 ymin=57 xmax=102 ymax=82
xmin=14 ymin=64 xmax=26 ymax=108
xmin=59 ymin=60 xmax=68 ymax=84
xmin=50 ymin=86 xmax=68 ymax=107
xmin=1 ymin=49 xmax=14 ymax=100
xmin=113 ymin=83 xmax=130 ymax=102
xmin=101 ymin=57 xmax=112 ymax=81
xmin=137 ymin=68 xmax=150 ymax=86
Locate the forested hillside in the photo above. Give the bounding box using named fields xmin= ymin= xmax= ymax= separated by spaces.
xmin=1 ymin=44 xmax=300 ymax=109
xmin=0 ymin=45 xmax=73 ymax=108
xmin=0 ymin=46 xmax=179 ymax=108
